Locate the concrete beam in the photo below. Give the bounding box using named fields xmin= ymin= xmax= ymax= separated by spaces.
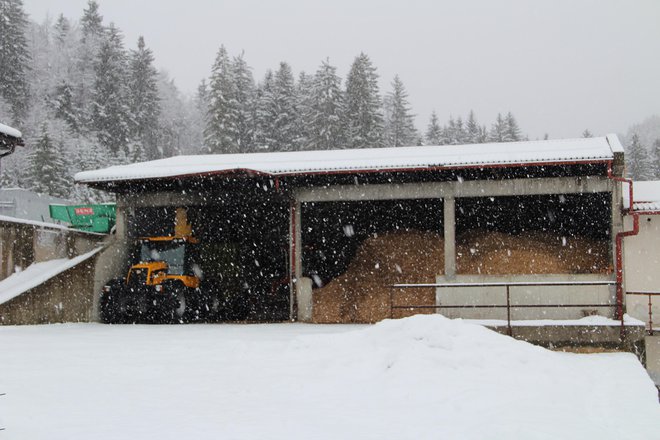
xmin=119 ymin=191 xmax=211 ymax=208
xmin=443 ymin=197 xmax=456 ymax=280
xmin=289 ymin=200 xmax=302 ymax=320
xmin=294 ymin=176 xmax=611 ymax=203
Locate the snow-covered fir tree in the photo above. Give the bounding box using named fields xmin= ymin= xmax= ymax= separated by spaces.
xmin=504 ymin=112 xmax=521 ymax=141
xmin=80 ymin=0 xmax=103 ymax=38
xmin=252 ymin=70 xmax=276 ymax=150
xmin=295 ymin=71 xmax=314 ymax=150
xmin=582 ymin=129 xmax=593 ymax=138
xmin=465 ymin=110 xmax=483 ymax=143
xmin=344 ymin=53 xmax=384 ymax=148
xmin=307 ymin=59 xmax=345 ymax=150
xmin=204 ymin=45 xmax=238 ymax=153
xmin=626 ymin=133 xmax=653 ymax=180
xmin=77 ymin=0 xmax=105 ymax=128
xmin=0 ymin=0 xmax=31 ymax=123
xmin=383 ymin=75 xmax=417 ymax=147
xmin=231 ymin=53 xmax=256 ymax=151
xmin=268 ymin=62 xmax=299 ymax=151
xmin=91 ymin=23 xmax=131 ymax=155
xmin=27 ymin=124 xmax=69 ymax=197
xmin=424 ymin=111 xmax=443 ymax=145
xmin=488 ymin=113 xmax=507 ymax=142
xmin=50 ymin=81 xmax=80 ymax=132
xmin=128 ymin=36 xmax=160 ymax=159
xmin=651 ymin=139 xmax=660 ymax=179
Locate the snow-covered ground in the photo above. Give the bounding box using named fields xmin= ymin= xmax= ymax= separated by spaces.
xmin=0 ymin=316 xmax=658 ymax=440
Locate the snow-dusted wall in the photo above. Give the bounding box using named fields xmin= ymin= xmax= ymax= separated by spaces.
xmin=623 ymin=214 xmax=660 ymax=326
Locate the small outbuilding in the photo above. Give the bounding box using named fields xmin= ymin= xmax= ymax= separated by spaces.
xmin=76 ymin=135 xmax=639 ymax=332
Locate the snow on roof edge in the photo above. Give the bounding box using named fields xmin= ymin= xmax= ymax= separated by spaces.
xmin=0 ymin=247 xmax=105 ymax=306
xmin=0 ymin=122 xmax=22 ymax=139
xmin=606 ymin=134 xmax=625 ymax=153
xmin=75 ymin=135 xmax=620 ymax=185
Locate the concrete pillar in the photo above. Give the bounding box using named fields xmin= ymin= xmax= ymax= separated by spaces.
xmin=444 ymin=196 xmax=456 ymax=280
xmin=289 ymin=200 xmax=302 ymax=320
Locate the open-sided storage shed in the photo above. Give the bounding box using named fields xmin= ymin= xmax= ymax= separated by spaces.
xmin=76 ymin=135 xmax=630 ymax=325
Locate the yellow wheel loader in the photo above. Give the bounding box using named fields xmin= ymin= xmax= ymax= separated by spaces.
xmin=100 ymin=208 xmax=218 ymax=323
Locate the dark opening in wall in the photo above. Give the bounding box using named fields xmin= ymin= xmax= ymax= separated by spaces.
xmin=302 ymin=198 xmax=443 ymax=286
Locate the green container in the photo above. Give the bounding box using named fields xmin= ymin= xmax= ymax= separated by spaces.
xmin=49 ymin=203 xmax=116 ymax=233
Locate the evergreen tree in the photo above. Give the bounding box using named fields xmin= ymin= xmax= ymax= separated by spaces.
xmin=295 ymin=71 xmax=314 ymax=149
xmin=308 ymin=59 xmax=345 ymax=150
xmin=582 ymin=129 xmax=593 ymax=138
xmin=77 ymin=0 xmax=105 ymax=129
xmin=90 ymin=24 xmax=131 ymax=154
xmin=0 ymin=0 xmax=31 ymax=123
xmin=27 ymin=124 xmax=69 ymax=197
xmin=204 ymin=45 xmax=237 ymax=153
xmin=465 ymin=110 xmax=481 ymax=144
xmin=81 ymin=0 xmax=104 ymax=40
xmin=652 ymin=139 xmax=660 ymax=179
xmin=50 ymin=81 xmax=80 ymax=132
xmin=504 ymin=112 xmax=521 ymax=141
xmin=194 ymin=79 xmax=210 ymax=153
xmin=425 ymin=111 xmax=442 ymax=145
xmin=269 ymin=62 xmax=299 ymax=151
xmin=128 ymin=36 xmax=160 ymax=159
xmin=488 ymin=113 xmax=507 ymax=142
xmin=231 ymin=52 xmax=256 ymax=151
xmin=626 ymin=133 xmax=653 ymax=180
xmin=54 ymin=14 xmax=71 ymax=45
xmin=253 ymin=70 xmax=276 ymax=150
xmin=383 ymin=75 xmax=417 ymax=147
xmin=344 ymin=53 xmax=384 ymax=148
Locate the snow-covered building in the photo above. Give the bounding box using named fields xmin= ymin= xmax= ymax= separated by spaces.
xmin=622 ymin=181 xmax=660 ymax=329
xmin=72 ymin=134 xmax=652 ymax=341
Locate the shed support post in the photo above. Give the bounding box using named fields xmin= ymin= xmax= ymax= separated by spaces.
xmin=444 ymin=196 xmax=456 ymax=280
xmin=289 ymin=200 xmax=302 ymax=321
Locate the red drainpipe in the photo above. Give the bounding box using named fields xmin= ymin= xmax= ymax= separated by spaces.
xmin=607 ymin=162 xmax=639 ymax=321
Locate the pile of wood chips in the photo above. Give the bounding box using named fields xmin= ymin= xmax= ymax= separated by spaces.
xmin=311 ymin=229 xmax=610 ymax=324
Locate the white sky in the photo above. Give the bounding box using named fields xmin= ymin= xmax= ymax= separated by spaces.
xmin=22 ymin=0 xmax=660 ymax=140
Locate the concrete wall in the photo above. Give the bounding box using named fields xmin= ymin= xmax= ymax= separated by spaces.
xmin=0 ymin=256 xmax=99 ymax=325
xmin=623 ymin=214 xmax=660 ymax=326
xmin=0 ymin=218 xmax=105 ymax=281
xmin=435 ymin=274 xmax=615 ymax=320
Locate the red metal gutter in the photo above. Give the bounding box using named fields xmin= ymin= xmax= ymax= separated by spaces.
xmin=607 ymin=162 xmax=639 ymax=322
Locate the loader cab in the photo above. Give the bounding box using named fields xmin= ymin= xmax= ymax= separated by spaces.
xmin=127 ymin=236 xmax=201 ymax=288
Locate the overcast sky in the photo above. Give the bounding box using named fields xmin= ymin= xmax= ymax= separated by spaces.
xmin=22 ymin=0 xmax=660 ymax=140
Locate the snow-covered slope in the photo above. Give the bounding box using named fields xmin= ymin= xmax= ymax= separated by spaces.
xmin=0 ymin=316 xmax=657 ymax=439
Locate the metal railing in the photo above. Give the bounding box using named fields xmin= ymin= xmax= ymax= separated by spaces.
xmin=626 ymin=291 xmax=660 ymax=336
xmin=389 ymin=280 xmax=618 ymax=337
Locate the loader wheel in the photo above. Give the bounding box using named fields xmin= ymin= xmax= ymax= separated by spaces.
xmin=174 ymin=287 xmax=187 ymax=322
xmin=99 ymin=278 xmax=125 ymax=324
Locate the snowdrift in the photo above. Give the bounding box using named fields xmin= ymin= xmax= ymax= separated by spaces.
xmin=0 ymin=316 xmax=658 ymax=440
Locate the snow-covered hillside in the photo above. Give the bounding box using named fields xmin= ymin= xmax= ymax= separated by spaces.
xmin=0 ymin=316 xmax=658 ymax=439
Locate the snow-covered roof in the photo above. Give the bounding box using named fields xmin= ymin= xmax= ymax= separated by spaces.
xmin=0 ymin=247 xmax=104 ymax=305
xmin=630 ymin=181 xmax=660 ymax=212
xmin=0 ymin=122 xmax=22 ymax=139
xmin=75 ymin=135 xmax=622 ymax=184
